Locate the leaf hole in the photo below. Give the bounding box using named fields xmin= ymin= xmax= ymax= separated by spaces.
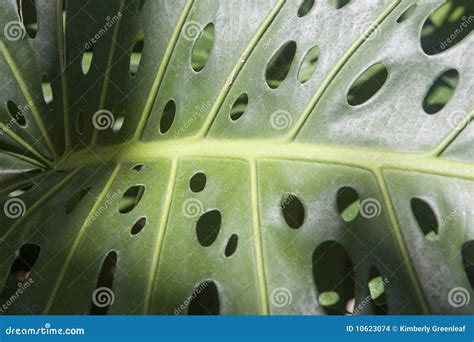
xmin=266 ymin=41 xmax=297 ymax=89
xmin=196 ymin=209 xmax=221 ymax=247
xmin=313 ymin=241 xmax=354 ymax=315
xmin=65 ymin=186 xmax=91 ymax=215
xmin=187 ymin=280 xmax=220 ymax=315
xmin=224 ymin=234 xmax=238 ymax=257
xmin=410 ymin=198 xmax=439 ymax=238
xmin=297 ymin=45 xmax=320 ymax=84
xmin=119 ymin=185 xmax=145 ymax=214
xmin=421 ymin=1 xmax=473 ymax=55
xmin=281 ymin=193 xmax=305 ymax=229
xmin=8 ymin=182 xmax=34 ymax=197
xmin=131 ymin=164 xmax=145 ymax=172
xmin=22 ymin=0 xmax=38 ymax=38
xmin=336 ymin=187 xmax=360 ymax=222
xmin=76 ymin=110 xmax=85 ymax=135
xmin=328 ymin=0 xmax=350 ymax=9
xmin=130 ymin=33 xmax=145 ymax=76
xmin=42 ymin=74 xmax=54 ymax=109
xmin=7 ymin=100 xmax=27 ymax=127
xmin=160 ymin=100 xmax=176 ymax=134
xmin=191 ymin=22 xmax=215 ymax=72
xmin=462 ymin=240 xmax=474 ymax=288
xmin=190 ymin=172 xmax=206 ymax=193
xmin=396 ymin=4 xmax=417 ymax=23
xmin=131 ymin=217 xmax=146 ymax=236
xmin=347 ymin=63 xmax=388 ymax=106
xmin=297 ymin=0 xmax=315 ymax=17
xmin=90 ymin=251 xmax=117 ymax=315
xmin=368 ymin=267 xmax=388 ymax=315
xmin=81 ymin=45 xmax=93 ymax=75
xmin=229 ymin=93 xmax=248 ymax=121
xmin=423 ymin=68 xmax=459 ymax=114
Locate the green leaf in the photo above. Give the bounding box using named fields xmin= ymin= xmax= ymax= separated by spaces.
xmin=0 ymin=0 xmax=473 ymax=316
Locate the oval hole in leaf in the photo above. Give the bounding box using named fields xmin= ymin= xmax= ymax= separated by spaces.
xmin=224 ymin=234 xmax=238 ymax=257
xmin=397 ymin=4 xmax=417 ymax=23
xmin=81 ymin=46 xmax=93 ymax=75
xmin=76 ymin=110 xmax=85 ymax=135
xmin=191 ymin=22 xmax=215 ymax=72
xmin=266 ymin=41 xmax=297 ymax=89
xmin=297 ymin=45 xmax=320 ymax=84
xmin=462 ymin=240 xmax=474 ymax=288
xmin=329 ymin=0 xmax=350 ymax=9
xmin=90 ymin=251 xmax=117 ymax=315
xmin=422 ymin=69 xmax=459 ymax=114
xmin=119 ymin=185 xmax=145 ymax=214
xmin=410 ymin=198 xmax=439 ymax=238
xmin=421 ymin=1 xmax=472 ymax=55
xmin=297 ymin=0 xmax=315 ymax=17
xmin=336 ymin=187 xmax=360 ymax=222
xmin=347 ymin=63 xmax=388 ymax=106
xmin=230 ymin=93 xmax=248 ymax=121
xmin=187 ymin=280 xmax=220 ymax=315
xmin=65 ymin=186 xmax=91 ymax=214
xmin=281 ymin=193 xmax=305 ymax=229
xmin=22 ymin=0 xmax=38 ymax=38
xmin=132 ymin=164 xmax=145 ymax=172
xmin=196 ymin=209 xmax=221 ymax=247
xmin=368 ymin=267 xmax=388 ymax=315
xmin=42 ymin=74 xmax=54 ymax=108
xmin=131 ymin=217 xmax=146 ymax=235
xmin=8 ymin=182 xmax=34 ymax=197
xmin=160 ymin=100 xmax=176 ymax=134
xmin=130 ymin=33 xmax=145 ymax=76
xmin=7 ymin=101 xmax=27 ymax=127
xmin=190 ymin=172 xmax=206 ymax=193
xmin=313 ymin=241 xmax=354 ymax=315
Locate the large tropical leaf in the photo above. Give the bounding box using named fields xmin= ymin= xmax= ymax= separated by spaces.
xmin=0 ymin=0 xmax=473 ymax=315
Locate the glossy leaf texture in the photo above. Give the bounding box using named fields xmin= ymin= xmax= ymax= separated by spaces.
xmin=0 ymin=0 xmax=473 ymax=315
